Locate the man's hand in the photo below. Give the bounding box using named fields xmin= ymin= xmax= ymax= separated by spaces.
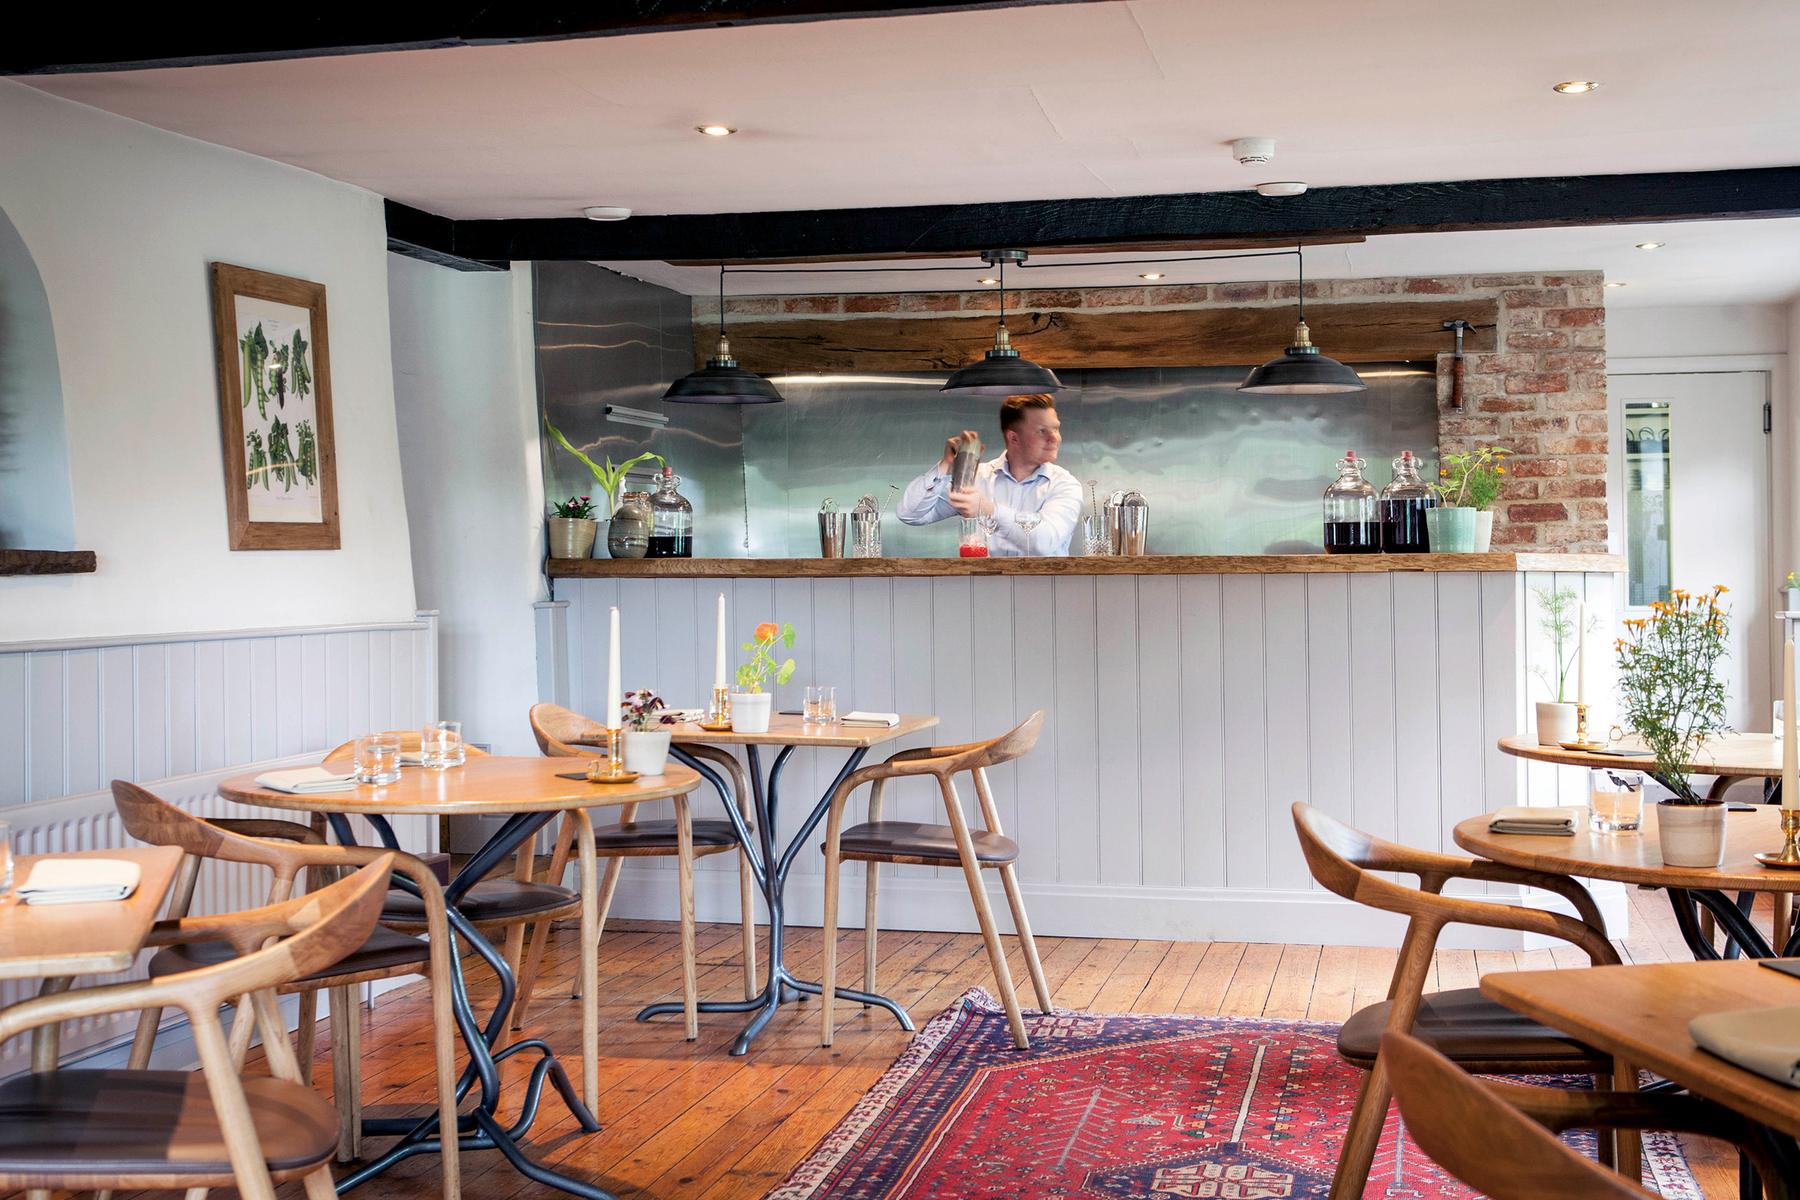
xmin=947 ymin=488 xmax=994 ymax=519
xmin=937 ymin=430 xmax=983 ymax=474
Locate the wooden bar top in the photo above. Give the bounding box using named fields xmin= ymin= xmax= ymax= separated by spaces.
xmin=548 ymin=552 xmax=1625 ymax=579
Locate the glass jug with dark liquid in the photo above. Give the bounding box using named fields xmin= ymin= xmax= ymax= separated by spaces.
xmin=646 ymin=467 xmax=693 ymax=558
xmin=1322 ymin=450 xmax=1379 ymax=554
xmin=1379 ymin=450 xmax=1436 ymax=553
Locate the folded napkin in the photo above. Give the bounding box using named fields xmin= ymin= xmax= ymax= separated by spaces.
xmin=1690 ymin=1006 xmax=1800 ymax=1088
xmin=254 ymin=766 xmax=361 ymax=794
xmin=18 ymin=858 xmax=141 ymax=905
xmin=1487 ymin=806 xmax=1581 ymax=835
xmin=670 ymin=708 xmax=707 ymax=722
xmin=841 ymin=711 xmax=901 ymax=727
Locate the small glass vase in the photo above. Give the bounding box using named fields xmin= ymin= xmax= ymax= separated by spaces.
xmin=1424 ymin=506 xmax=1477 ymax=553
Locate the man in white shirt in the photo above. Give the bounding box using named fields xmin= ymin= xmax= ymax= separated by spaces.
xmin=896 ymin=394 xmax=1084 ymax=557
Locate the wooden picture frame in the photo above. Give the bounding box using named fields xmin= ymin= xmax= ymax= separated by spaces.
xmin=210 ymin=263 xmax=340 ymax=550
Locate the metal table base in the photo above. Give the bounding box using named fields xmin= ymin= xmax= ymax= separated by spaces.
xmin=638 ymin=743 xmax=916 ymax=1055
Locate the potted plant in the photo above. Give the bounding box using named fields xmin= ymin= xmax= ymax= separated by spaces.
xmin=1616 ymin=586 xmax=1733 ymax=867
xmin=1531 ymin=586 xmax=1587 ymax=746
xmin=1784 ymin=570 xmax=1800 ymax=614
xmin=732 ymin=621 xmax=796 ymax=733
xmin=542 ymin=416 xmax=665 ymax=558
xmin=1427 ymin=446 xmax=1508 ymax=552
xmin=620 ymin=689 xmax=677 ymax=775
xmin=546 ymin=495 xmax=600 ymax=559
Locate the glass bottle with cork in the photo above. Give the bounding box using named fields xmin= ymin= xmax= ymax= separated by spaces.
xmin=1322 ymin=450 xmax=1379 ymax=554
xmin=646 ymin=466 xmax=694 ymax=558
xmin=1379 ymin=450 xmax=1436 ymax=553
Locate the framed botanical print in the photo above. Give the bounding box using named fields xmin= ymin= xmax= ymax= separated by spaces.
xmin=210 ymin=263 xmax=340 ymax=549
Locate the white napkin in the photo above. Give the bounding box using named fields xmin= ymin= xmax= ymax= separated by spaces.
xmin=1487 ymin=806 xmax=1581 ymax=835
xmin=670 ymin=708 xmax=708 ymax=722
xmin=255 ymin=766 xmax=361 ymax=794
xmin=18 ymin=858 xmax=141 ymax=905
xmin=841 ymin=711 xmax=900 ymax=727
xmin=1690 ymin=1006 xmax=1800 ymax=1088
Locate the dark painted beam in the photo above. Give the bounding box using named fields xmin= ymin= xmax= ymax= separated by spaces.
xmin=385 ymin=166 xmax=1800 ymax=268
xmin=4 ymin=1 xmax=1093 ymax=74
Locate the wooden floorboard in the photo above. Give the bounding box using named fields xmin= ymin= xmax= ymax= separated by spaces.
xmin=171 ymin=886 xmax=1747 ymax=1200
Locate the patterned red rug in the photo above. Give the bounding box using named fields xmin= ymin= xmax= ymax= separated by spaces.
xmin=768 ymin=989 xmax=1699 ymax=1199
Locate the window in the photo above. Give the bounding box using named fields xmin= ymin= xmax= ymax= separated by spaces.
xmin=1623 ymin=401 xmax=1671 ymax=607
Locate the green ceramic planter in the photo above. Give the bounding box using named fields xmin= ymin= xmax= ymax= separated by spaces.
xmin=1425 ymin=507 xmax=1477 ymax=553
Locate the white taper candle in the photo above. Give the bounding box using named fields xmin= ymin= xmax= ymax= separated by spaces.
xmin=714 ymin=592 xmax=727 ymax=691
xmin=1783 ymin=637 xmax=1796 ymax=809
xmin=607 ymin=605 xmax=622 ymax=731
xmin=1574 ymin=600 xmax=1587 ymax=707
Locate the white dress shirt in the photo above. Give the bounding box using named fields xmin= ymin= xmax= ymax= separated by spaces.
xmin=897 ymin=454 xmax=1084 ymax=557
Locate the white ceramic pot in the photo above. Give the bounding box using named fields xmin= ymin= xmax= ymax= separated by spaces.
xmin=730 ymin=691 xmax=773 ymax=734
xmin=1472 ymin=510 xmax=1495 ymax=553
xmin=623 ymin=729 xmax=672 ymax=775
xmin=1784 ymin=586 xmax=1800 ymax=615
xmin=1535 ymin=701 xmax=1579 ymax=747
xmin=1657 ymin=801 xmax=1728 ymax=868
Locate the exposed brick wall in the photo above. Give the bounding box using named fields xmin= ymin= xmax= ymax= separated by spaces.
xmin=697 ymin=271 xmax=1609 ymax=553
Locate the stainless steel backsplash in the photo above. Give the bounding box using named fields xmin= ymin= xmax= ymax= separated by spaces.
xmin=533 ymin=266 xmax=1440 ymax=557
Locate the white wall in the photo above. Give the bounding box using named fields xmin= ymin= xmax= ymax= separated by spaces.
xmin=389 ymin=256 xmax=546 ymax=753
xmin=1607 ymin=304 xmax=1790 ymax=360
xmin=0 ymin=81 xmax=416 ymax=640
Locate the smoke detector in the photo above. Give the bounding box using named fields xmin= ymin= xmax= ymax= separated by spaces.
xmin=582 ymin=206 xmax=632 ymax=221
xmin=1230 ymin=137 xmax=1277 ymax=165
xmin=1256 ymin=181 xmax=1308 ymax=198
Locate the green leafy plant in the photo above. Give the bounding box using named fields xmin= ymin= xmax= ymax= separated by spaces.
xmin=1615 ymin=586 xmax=1732 ymax=802
xmin=543 ymin=416 xmax=665 ymax=515
xmin=1432 ymin=446 xmax=1510 ymax=511
xmin=1530 ymin=586 xmax=1596 ymax=703
xmin=736 ymin=622 xmax=796 ymax=694
xmin=550 ymin=495 xmax=599 ymax=520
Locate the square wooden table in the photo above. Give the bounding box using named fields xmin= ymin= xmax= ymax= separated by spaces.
xmin=658 ymin=714 xmax=939 ymax=1055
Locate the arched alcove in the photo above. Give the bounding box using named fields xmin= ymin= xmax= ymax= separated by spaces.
xmin=0 ymin=205 xmax=75 ymax=550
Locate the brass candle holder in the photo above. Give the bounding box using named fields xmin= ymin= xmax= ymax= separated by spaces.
xmin=698 ymin=686 xmax=733 ymax=732
xmin=1754 ymin=808 xmax=1800 ymax=869
xmin=1560 ymin=702 xmax=1607 ymax=752
xmin=586 ymin=728 xmax=639 ymax=784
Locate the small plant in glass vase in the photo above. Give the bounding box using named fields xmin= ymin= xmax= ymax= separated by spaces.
xmin=1615 ymin=586 xmax=1733 ymax=866
xmin=730 ymin=622 xmax=796 ymax=734
xmin=546 ymin=495 xmax=600 ymax=559
xmin=1530 ymin=586 xmax=1595 ymax=747
xmin=620 ymin=688 xmax=677 ymax=775
xmin=1426 ymin=446 xmax=1508 ymax=552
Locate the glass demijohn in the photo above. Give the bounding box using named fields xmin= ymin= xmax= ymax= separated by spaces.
xmin=1322 ymin=450 xmax=1379 ymax=554
xmin=1379 ymin=450 xmax=1436 ymax=553
xmin=646 ymin=467 xmax=694 ymax=558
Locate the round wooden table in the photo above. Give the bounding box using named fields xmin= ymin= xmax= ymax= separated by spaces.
xmin=1453 ymin=804 xmax=1800 ymax=959
xmin=1497 ymin=733 xmax=1782 ymax=794
xmin=221 ymin=756 xmax=699 ymax=1200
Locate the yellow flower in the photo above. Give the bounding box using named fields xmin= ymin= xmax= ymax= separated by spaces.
xmin=1715 ymin=584 xmax=1730 ymax=594
xmin=1494 ymin=466 xmax=1505 ymax=475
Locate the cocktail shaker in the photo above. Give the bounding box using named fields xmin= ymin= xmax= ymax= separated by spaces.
xmin=950 ymin=432 xmax=982 ymax=492
xmin=819 ymin=511 xmax=847 ymax=558
xmin=1115 ymin=491 xmax=1149 ymax=555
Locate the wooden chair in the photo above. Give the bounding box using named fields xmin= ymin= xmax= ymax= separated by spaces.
xmin=1383 ymin=1030 xmax=1792 ymax=1200
xmin=0 ymin=856 xmax=394 ymax=1200
xmin=1292 ymin=802 xmax=1639 ymax=1196
xmin=112 ymin=781 xmax=459 ymax=1194
xmin=509 ymin=703 xmax=760 ymax=1040
xmin=820 ymin=711 xmax=1053 ymax=1049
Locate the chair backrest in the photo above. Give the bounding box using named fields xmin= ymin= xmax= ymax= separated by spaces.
xmin=1292 ymin=801 xmax=1473 ymax=913
xmin=115 ymin=779 xmax=313 ymax=900
xmin=964 ymin=710 xmax=1046 ymax=770
xmin=322 ymin=731 xmax=491 ymax=762
xmin=529 ymin=703 xmax=608 ymax=757
xmin=1383 ymin=1031 xmax=1650 ymax=1200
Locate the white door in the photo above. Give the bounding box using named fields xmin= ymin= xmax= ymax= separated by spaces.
xmin=1610 ymin=372 xmax=1772 ymax=730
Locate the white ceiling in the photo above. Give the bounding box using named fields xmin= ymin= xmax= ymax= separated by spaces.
xmin=17 ymin=0 xmax=1800 ymax=305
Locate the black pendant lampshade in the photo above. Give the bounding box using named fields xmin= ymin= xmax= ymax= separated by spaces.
xmin=1238 ymin=249 xmax=1365 ymax=395
xmin=664 ymin=266 xmax=786 ymax=405
xmin=942 ymin=250 xmax=1065 ymax=397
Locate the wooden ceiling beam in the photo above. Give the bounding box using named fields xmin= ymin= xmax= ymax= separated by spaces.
xmin=387 ymin=166 xmax=1800 ymax=269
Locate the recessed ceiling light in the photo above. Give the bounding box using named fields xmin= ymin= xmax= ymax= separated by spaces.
xmin=1256 ymin=181 xmax=1308 ymax=197
xmin=582 ymin=206 xmax=632 ymax=222
xmin=1605 ymin=281 xmax=1628 ymax=288
xmin=1552 ymin=80 xmax=1601 ymax=94
xmin=1139 ymin=272 xmax=1165 ymax=280
xmin=1634 ymin=241 xmax=1665 ymax=250
xmin=978 ymin=277 xmax=999 ymax=285
xmin=696 ymin=123 xmax=737 ymax=137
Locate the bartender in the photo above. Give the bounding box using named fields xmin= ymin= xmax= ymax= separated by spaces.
xmin=896 ymin=393 xmax=1083 ymax=556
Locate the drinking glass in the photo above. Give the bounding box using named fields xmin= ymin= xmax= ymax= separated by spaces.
xmin=1083 ymin=515 xmax=1110 ymax=557
xmin=0 ymin=821 xmax=12 ymax=897
xmin=1590 ymin=768 xmax=1644 ymax=832
xmin=804 ymin=685 xmax=838 ymax=724
xmin=355 ymin=733 xmax=403 ymax=785
xmin=421 ymin=720 xmax=466 ymax=769
xmin=959 ymin=517 xmax=990 ymax=558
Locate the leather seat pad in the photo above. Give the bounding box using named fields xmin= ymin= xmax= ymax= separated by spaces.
xmin=0 ymin=1070 xmax=337 ymax=1177
xmin=595 ymin=818 xmax=740 ymax=851
xmin=835 ymin=821 xmax=1019 ymax=865
xmin=1339 ymin=987 xmax=1605 ymax=1066
xmin=383 ymin=878 xmax=576 ymax=924
xmin=148 ymin=926 xmax=428 ymax=986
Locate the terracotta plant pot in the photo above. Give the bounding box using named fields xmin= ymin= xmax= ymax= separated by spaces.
xmin=1535 ymin=701 xmax=1579 ymax=747
xmin=1425 ymin=507 xmax=1477 ymax=553
xmin=1472 ymin=510 xmax=1495 ymax=553
xmin=730 ymin=692 xmax=773 ymax=734
xmin=623 ymin=729 xmax=672 ymax=775
xmin=547 ymin=517 xmax=598 ymax=560
xmin=1657 ymin=800 xmax=1728 ymax=868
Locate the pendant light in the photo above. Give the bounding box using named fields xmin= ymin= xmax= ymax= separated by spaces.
xmin=663 ymin=265 xmax=785 ymax=404
xmin=941 ymin=250 xmax=1064 ymax=396
xmin=1238 ymin=247 xmax=1366 ymax=394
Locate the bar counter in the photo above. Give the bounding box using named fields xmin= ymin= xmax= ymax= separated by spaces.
xmin=548 ymin=552 xmax=1624 ymax=578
